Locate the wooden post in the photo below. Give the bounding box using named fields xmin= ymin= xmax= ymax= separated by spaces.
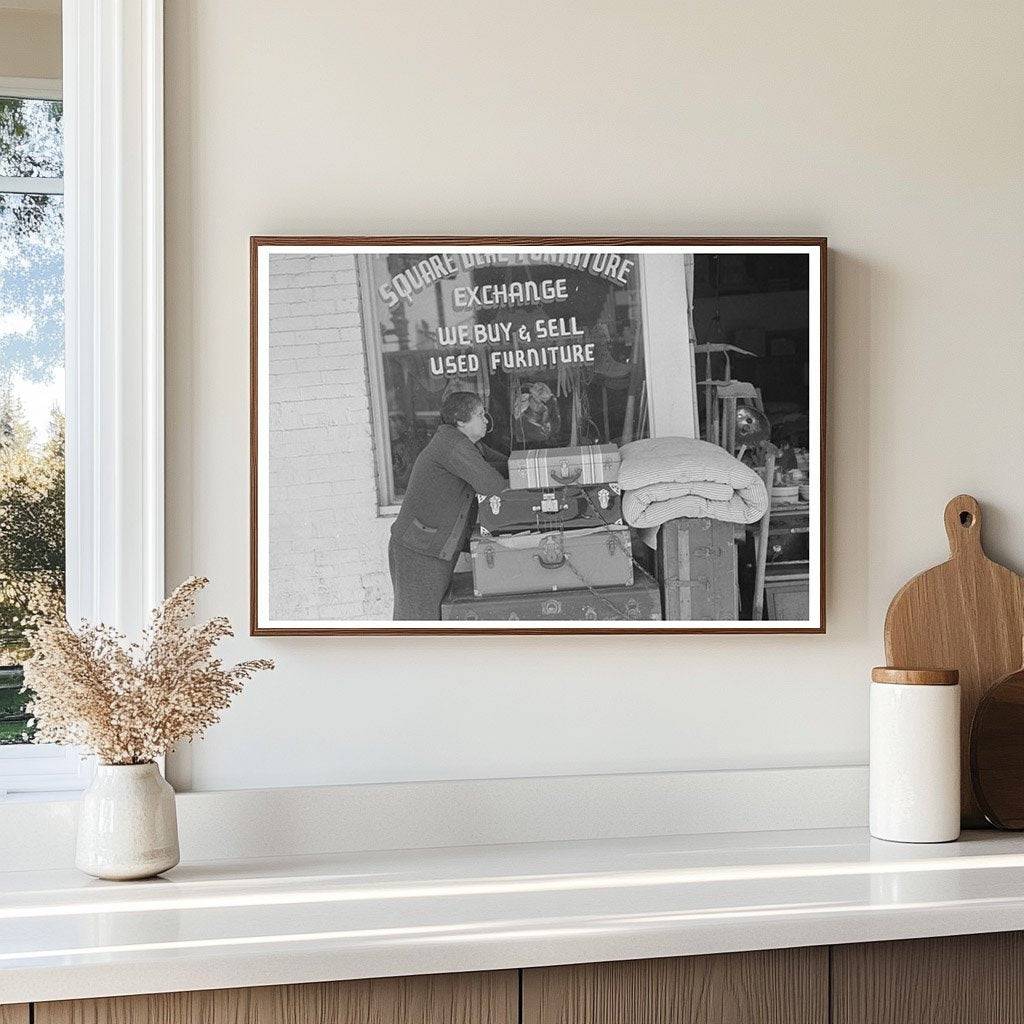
xmin=753 ymin=444 xmax=777 ymax=621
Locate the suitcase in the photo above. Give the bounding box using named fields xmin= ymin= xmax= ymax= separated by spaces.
xmin=477 ymin=484 xmax=623 ymax=536
xmin=508 ymin=443 xmax=620 ymax=490
xmin=658 ymin=518 xmax=740 ymax=620
xmin=470 ymin=525 xmax=634 ymax=596
xmin=442 ymin=573 xmax=661 ymax=621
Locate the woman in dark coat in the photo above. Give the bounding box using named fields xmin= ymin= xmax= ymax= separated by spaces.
xmin=389 ymin=392 xmax=507 ymax=620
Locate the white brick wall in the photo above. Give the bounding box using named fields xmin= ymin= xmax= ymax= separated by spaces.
xmin=268 ymin=254 xmax=393 ymax=621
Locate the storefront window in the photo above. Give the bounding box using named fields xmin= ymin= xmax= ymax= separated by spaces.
xmin=362 ymin=251 xmax=650 ymax=505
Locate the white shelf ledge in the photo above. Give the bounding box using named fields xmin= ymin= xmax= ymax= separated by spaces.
xmin=4 ymin=827 xmax=1024 ymax=1004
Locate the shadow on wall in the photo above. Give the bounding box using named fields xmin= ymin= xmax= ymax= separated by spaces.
xmin=829 ymin=249 xmax=872 ymax=634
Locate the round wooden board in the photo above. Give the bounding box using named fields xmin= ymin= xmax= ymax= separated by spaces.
xmin=970 ymin=663 xmax=1024 ymax=829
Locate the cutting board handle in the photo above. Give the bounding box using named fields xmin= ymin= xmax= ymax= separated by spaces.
xmin=944 ymin=494 xmax=983 ymax=559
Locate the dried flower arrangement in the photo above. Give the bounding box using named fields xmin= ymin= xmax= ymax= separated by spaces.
xmin=22 ymin=577 xmax=273 ymax=765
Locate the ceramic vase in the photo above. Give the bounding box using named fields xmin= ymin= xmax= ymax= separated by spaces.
xmin=76 ymin=762 xmax=180 ymax=880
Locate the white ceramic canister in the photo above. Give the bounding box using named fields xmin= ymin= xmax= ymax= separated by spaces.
xmin=869 ymin=667 xmax=961 ymax=843
xmin=76 ymin=762 xmax=180 ymax=880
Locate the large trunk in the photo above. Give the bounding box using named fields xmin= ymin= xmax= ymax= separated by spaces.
xmin=658 ymin=518 xmax=740 ymax=621
xmin=443 ymin=574 xmax=661 ymax=622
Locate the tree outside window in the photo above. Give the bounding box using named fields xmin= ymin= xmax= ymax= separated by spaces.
xmin=0 ymin=95 xmax=65 ymax=745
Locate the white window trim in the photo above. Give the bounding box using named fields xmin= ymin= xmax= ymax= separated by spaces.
xmin=0 ymin=76 xmax=62 ymax=101
xmin=0 ymin=2 xmax=165 ymax=798
xmin=0 ymin=744 xmax=93 ymax=800
xmin=64 ymin=0 xmax=164 ymax=632
xmin=0 ymin=175 xmax=63 ymax=195
xmin=356 ymin=255 xmax=400 ymax=511
xmin=0 ymin=77 xmax=64 ymax=196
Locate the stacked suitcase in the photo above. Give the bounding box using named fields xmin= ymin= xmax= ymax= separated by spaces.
xmin=441 ymin=443 xmax=662 ymax=622
xmin=657 ymin=517 xmax=741 ymax=620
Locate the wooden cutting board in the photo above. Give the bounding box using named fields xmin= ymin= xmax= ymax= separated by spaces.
xmin=884 ymin=494 xmax=1024 ymax=826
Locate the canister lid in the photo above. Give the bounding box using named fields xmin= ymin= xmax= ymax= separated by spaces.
xmin=871 ymin=667 xmax=959 ymax=686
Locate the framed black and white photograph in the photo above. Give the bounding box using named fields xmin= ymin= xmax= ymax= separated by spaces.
xmin=251 ymin=237 xmax=826 ymax=634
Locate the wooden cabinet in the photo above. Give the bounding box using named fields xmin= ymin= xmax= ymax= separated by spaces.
xmin=20 ymin=932 xmax=1024 ymax=1024
xmin=832 ymin=932 xmax=1024 ymax=1024
xmin=522 ymin=948 xmax=828 ymax=1024
xmin=34 ymin=971 xmax=517 ymax=1024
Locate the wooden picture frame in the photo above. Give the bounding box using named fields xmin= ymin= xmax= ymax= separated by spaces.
xmin=251 ymin=237 xmax=827 ymax=635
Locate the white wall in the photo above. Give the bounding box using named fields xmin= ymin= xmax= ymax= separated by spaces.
xmin=164 ymin=1 xmax=1024 ymax=791
xmin=0 ymin=6 xmax=61 ymax=80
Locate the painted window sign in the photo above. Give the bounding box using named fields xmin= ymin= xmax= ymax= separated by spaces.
xmin=364 ymin=251 xmax=648 ymax=504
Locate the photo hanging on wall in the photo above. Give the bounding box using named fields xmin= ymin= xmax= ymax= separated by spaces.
xmin=250 ymin=236 xmax=827 ymax=635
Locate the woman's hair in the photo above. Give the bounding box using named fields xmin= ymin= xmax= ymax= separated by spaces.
xmin=440 ymin=391 xmax=483 ymax=427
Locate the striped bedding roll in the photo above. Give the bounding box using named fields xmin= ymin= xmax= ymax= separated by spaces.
xmin=619 ymin=437 xmax=769 ymax=532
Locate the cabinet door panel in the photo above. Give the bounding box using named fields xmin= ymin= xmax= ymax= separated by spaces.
xmin=523 ymin=948 xmax=827 ymax=1024
xmin=0 ymin=1006 xmax=29 ymax=1024
xmin=36 ymin=971 xmax=517 ymax=1024
xmin=832 ymin=932 xmax=1024 ymax=1024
